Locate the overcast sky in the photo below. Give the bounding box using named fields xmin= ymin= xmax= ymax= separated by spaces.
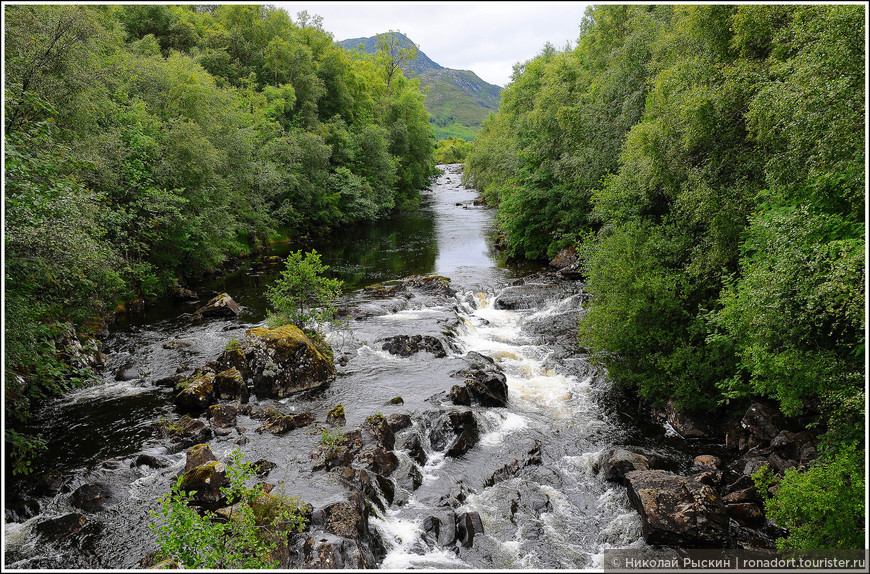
xmin=275 ymin=2 xmax=592 ymax=87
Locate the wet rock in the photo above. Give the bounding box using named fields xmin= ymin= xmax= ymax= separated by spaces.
xmin=174 ymin=372 xmax=215 ymax=413
xmin=253 ymin=459 xmax=278 ymax=477
xmin=692 ymin=455 xmax=721 ymax=471
xmin=102 ymin=459 xmax=125 ymax=470
xmin=387 ymin=396 xmax=404 ymax=406
xmin=741 ymin=402 xmax=785 ymax=442
xmin=162 ymin=341 xmax=192 ymax=350
xmin=727 ymin=502 xmax=765 ymax=527
xmin=191 ymin=292 xmax=241 ymax=321
xmin=730 ymin=454 xmax=770 ymax=478
xmin=456 ymin=511 xmax=485 ymax=548
xmin=180 ymin=461 xmax=227 ymax=507
xmin=154 ymin=373 xmax=186 ymax=388
xmin=302 ymin=534 xmax=375 ymax=569
xmin=428 ymin=410 xmax=479 ymax=458
xmin=423 ymin=511 xmax=457 ymax=547
xmin=172 ymin=287 xmax=198 ymax=302
xmin=693 ymin=470 xmax=723 ymax=488
xmin=70 ymin=482 xmax=127 ymax=513
xmin=386 ymin=413 xmax=412 ymax=433
xmin=402 ymin=434 xmax=427 ymax=466
xmin=361 ymin=413 xmax=395 ymax=450
xmin=35 ymin=513 xmax=88 ymax=542
xmin=722 ymin=487 xmax=759 ymax=504
xmin=449 ymin=384 xmax=471 ymax=406
xmin=464 ymin=369 xmax=508 ymax=407
xmin=327 ymin=404 xmax=346 ymax=427
xmin=358 ymin=446 xmax=399 ymax=477
xmin=312 ymin=496 xmax=368 ymax=540
xmin=657 ymin=399 xmax=716 ymax=439
xmin=115 ymin=362 xmax=140 ymax=381
xmin=549 ymin=246 xmax=582 ymax=279
xmin=216 ymin=346 xmax=251 ymax=382
xmin=185 ymin=444 xmax=218 ymax=472
xmin=396 ymin=463 xmax=423 ymax=492
xmin=5 ymin=494 xmax=40 ymax=523
xmin=261 ymin=412 xmax=314 ymax=435
xmin=603 ymin=449 xmax=650 ymax=484
xmin=212 ymin=368 xmax=249 ymax=403
xmin=33 ymin=472 xmax=68 ymax=496
xmin=381 ymin=334 xmax=447 ymax=358
xmin=245 ymin=325 xmax=335 ymax=399
xmin=310 ymin=430 xmax=362 ymax=471
xmin=209 ymin=404 xmax=238 ymax=428
xmin=135 ymin=453 xmax=169 ymax=469
xmin=332 ymin=467 xmax=384 ymax=510
xmin=485 ymin=441 xmax=543 ymax=487
xmin=726 ymin=423 xmax=748 ymax=451
xmin=624 ymin=469 xmax=730 ymax=547
xmin=161 ymin=416 xmax=213 ymax=451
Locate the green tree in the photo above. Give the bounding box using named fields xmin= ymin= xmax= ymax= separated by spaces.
xmin=265 ymin=250 xmax=344 ymax=334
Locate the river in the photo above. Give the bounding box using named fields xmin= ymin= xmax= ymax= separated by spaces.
xmin=5 ymin=164 xmax=709 ymax=569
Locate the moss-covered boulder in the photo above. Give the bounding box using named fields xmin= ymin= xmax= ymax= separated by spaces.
xmin=185 ymin=444 xmax=218 ymax=472
xmin=213 ymin=368 xmax=249 ymax=403
xmin=244 ymin=325 xmax=335 ymax=399
xmin=174 ymin=372 xmax=215 ymax=412
xmin=180 ymin=461 xmax=227 ymax=507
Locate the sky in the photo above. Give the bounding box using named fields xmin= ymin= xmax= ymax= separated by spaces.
xmin=275 ymin=2 xmax=592 ymax=87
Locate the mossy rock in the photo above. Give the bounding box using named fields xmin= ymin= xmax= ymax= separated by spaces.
xmin=245 ymin=325 xmax=335 ymax=399
xmin=213 ymin=368 xmax=249 ymax=403
xmin=180 ymin=461 xmax=227 ymax=506
xmin=174 ymin=373 xmax=215 ymax=413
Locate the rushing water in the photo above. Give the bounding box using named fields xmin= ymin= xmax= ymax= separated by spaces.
xmin=4 ymin=164 xmax=708 ymax=570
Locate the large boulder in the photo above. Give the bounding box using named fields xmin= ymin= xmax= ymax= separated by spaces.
xmin=245 ymin=325 xmax=335 ymax=399
xmin=428 ymin=411 xmax=479 ymax=458
xmin=191 ymin=293 xmax=242 ymax=321
xmin=174 ymin=372 xmax=215 ymax=413
xmin=212 ymin=368 xmax=249 ymax=403
xmin=742 ymin=402 xmax=786 ymax=442
xmin=463 ymin=369 xmax=508 ymax=407
xmin=70 ymin=482 xmax=127 ymax=513
xmin=179 ymin=461 xmax=227 ymax=507
xmin=624 ymin=469 xmax=730 ymax=548
xmin=603 ymin=449 xmax=650 ymax=484
xmin=381 ymin=335 xmax=447 ymax=359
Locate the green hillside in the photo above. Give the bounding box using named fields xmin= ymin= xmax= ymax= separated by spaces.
xmin=339 ymin=32 xmax=501 ymax=140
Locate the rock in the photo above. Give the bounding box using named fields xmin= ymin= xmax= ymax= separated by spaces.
xmin=464 ymin=369 xmax=508 ymax=407
xmin=212 ymin=368 xmax=249 ymax=403
xmin=159 ymin=415 xmax=213 ymax=451
xmin=245 ymin=325 xmax=335 ymax=399
xmin=692 ymin=455 xmax=721 ymax=471
xmin=722 ymin=487 xmax=759 ymax=504
xmin=725 ymin=424 xmax=748 ymax=450
xmin=312 ymin=497 xmax=369 ymax=540
xmin=162 ymin=341 xmax=192 ymax=350
xmin=449 ymin=384 xmax=471 ymax=406
xmin=302 ymin=534 xmax=375 ymax=569
xmin=381 ymin=335 xmax=447 ymax=358
xmin=33 ymin=472 xmax=67 ymax=496
xmin=396 ymin=463 xmax=423 ymax=492
xmin=429 ymin=411 xmax=479 ymax=458
xmin=154 ymin=373 xmax=186 ymax=388
xmin=362 ymin=413 xmax=395 ymax=450
xmin=5 ymin=494 xmax=40 ymax=523
xmin=549 ymin=246 xmax=578 ymax=270
xmin=310 ymin=430 xmax=362 ymax=471
xmin=253 ymin=459 xmax=277 ymax=477
xmin=387 ymin=396 xmax=404 ymax=406
xmin=741 ymin=402 xmax=785 ymax=442
xmin=262 ymin=412 xmax=314 ymax=435
xmin=456 ymin=511 xmax=485 ymax=548
xmin=35 ymin=513 xmax=88 ymax=542
xmin=70 ymin=482 xmax=127 ymax=513
xmin=624 ymin=469 xmax=730 ymax=547
xmin=659 ymin=399 xmax=715 ymax=439
xmin=115 ymin=363 xmax=140 ymax=381
xmin=402 ymin=434 xmax=427 ymax=466
xmin=693 ymin=470 xmax=723 ymax=488
xmin=216 ymin=346 xmax=251 ymax=382
xmin=185 ymin=444 xmax=218 ymax=472
xmin=327 ymin=404 xmax=346 ymax=427
xmin=180 ymin=461 xmax=227 ymax=507
xmin=485 ymin=441 xmax=543 ymax=487
xmin=191 ymin=292 xmax=242 ymax=321
xmin=135 ymin=453 xmax=169 ymax=469
xmin=172 ymin=287 xmax=199 ymax=302
xmin=209 ymin=404 xmax=238 ymax=428
xmin=386 ymin=413 xmax=412 ymax=433
xmin=174 ymin=372 xmax=215 ymax=413
xmin=423 ymin=511 xmax=457 ymax=547
xmin=603 ymin=449 xmax=650 ymax=484
xmin=359 ymin=446 xmax=399 ymax=477
xmin=726 ymin=502 xmax=765 ymax=527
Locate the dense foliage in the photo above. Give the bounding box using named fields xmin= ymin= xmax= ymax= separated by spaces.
xmin=465 ymin=4 xmax=865 ymax=549
xmin=434 ymin=136 xmax=473 ymax=164
xmin=4 ymin=4 xmax=436 ymax=469
xmin=150 ymin=449 xmax=307 ymax=568
xmin=265 ymin=250 xmax=343 ymax=333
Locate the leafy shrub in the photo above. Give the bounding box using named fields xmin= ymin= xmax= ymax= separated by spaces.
xmin=265 ymin=250 xmax=343 ymax=335
xmin=150 ymin=449 xmax=307 ymax=569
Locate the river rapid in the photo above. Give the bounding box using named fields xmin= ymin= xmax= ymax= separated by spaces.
xmin=5 ymin=164 xmax=707 ymax=570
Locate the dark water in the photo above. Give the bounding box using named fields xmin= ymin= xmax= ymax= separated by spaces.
xmin=4 ymin=164 xmax=707 ymax=569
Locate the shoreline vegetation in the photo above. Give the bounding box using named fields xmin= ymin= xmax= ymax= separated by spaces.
xmin=5 ymin=4 xmax=436 ymax=473
xmin=464 ymin=4 xmax=865 ymax=550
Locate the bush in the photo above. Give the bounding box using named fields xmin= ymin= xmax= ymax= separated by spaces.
xmin=150 ymin=449 xmax=307 ymax=569
xmin=265 ymin=250 xmax=343 ymax=335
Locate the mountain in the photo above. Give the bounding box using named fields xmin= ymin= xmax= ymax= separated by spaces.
xmin=338 ymin=32 xmax=502 ymax=140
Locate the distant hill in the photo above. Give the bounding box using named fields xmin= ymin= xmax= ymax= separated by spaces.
xmin=338 ymin=32 xmax=502 ymax=140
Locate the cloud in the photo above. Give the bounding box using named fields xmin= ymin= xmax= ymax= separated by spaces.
xmin=276 ymin=1 xmax=590 ymax=86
